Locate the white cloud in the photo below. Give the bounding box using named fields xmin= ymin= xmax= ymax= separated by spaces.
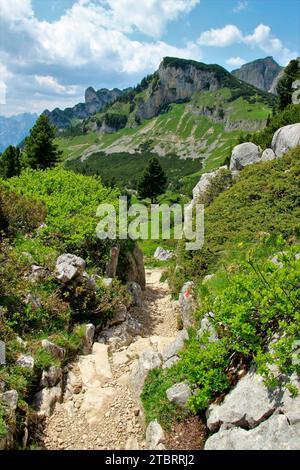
xmin=0 ymin=0 xmax=33 ymax=21
xmin=35 ymin=75 xmax=79 ymax=95
xmin=198 ymin=25 xmax=242 ymax=47
xmin=0 ymin=64 xmax=12 ymax=105
xmin=198 ymin=23 xmax=298 ymax=65
xmin=226 ymin=56 xmax=246 ymax=67
xmin=233 ymin=1 xmax=248 ymax=13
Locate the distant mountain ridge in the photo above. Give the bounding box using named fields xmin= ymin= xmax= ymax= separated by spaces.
xmin=0 ymin=113 xmax=38 ymax=153
xmin=232 ymin=57 xmax=283 ymax=93
xmin=43 ymin=87 xmax=125 ymax=130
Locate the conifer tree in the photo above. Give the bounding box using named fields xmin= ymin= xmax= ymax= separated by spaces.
xmin=137 ymin=157 xmax=167 ymax=202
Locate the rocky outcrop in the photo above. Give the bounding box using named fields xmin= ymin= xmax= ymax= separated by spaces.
xmin=261 ymin=148 xmax=276 ymax=161
xmin=85 ymin=87 xmax=123 ymax=115
xmin=205 ymin=370 xmax=300 ymax=450
xmin=55 ymin=254 xmax=86 ymax=283
xmin=130 ymin=350 xmax=162 ymax=400
xmin=229 ymin=142 xmax=262 ymax=171
xmin=232 ymin=57 xmax=282 ymax=93
xmin=271 ymin=123 xmax=300 ymax=157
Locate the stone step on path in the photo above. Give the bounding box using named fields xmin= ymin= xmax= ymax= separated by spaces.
xmin=41 ymin=268 xmax=179 ymax=450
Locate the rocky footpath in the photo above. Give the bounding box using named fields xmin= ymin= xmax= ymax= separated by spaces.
xmin=34 ymin=269 xmax=180 ymax=450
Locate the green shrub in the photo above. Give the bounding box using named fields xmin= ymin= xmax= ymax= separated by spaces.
xmin=177 ymin=239 xmax=300 ymax=413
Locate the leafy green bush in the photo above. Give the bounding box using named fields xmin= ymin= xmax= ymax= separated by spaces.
xmin=177 ymin=239 xmax=300 ymax=413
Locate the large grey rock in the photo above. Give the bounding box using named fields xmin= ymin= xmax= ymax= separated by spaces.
xmin=16 ymin=354 xmax=34 ymax=369
xmin=99 ymin=312 xmax=142 ymax=351
xmin=33 ymin=385 xmax=62 ymax=417
xmin=118 ymin=244 xmax=146 ymax=290
xmin=130 ymin=350 xmax=162 ymax=399
xmin=178 ymin=282 xmax=196 ymax=328
xmin=41 ymin=339 xmax=65 ymax=360
xmin=40 ymin=366 xmax=62 ymax=388
xmin=153 ymin=247 xmax=174 ymax=261
xmin=55 ymin=254 xmax=86 ymax=283
xmin=2 ymin=390 xmax=18 ymax=411
xmin=229 ymin=143 xmax=262 ymax=171
xmin=261 ymin=148 xmax=276 ymax=161
xmin=105 ymin=245 xmax=120 ymax=278
xmin=192 ymin=166 xmax=228 ymax=203
xmin=205 ymin=414 xmax=300 ymax=450
xmin=145 ymin=420 xmax=165 ymax=450
xmin=162 ymin=329 xmax=188 ymax=362
xmin=206 ymin=371 xmax=300 ymax=432
xmin=272 ymin=123 xmax=300 ymax=158
xmin=127 ymin=281 xmax=143 ymax=307
xmin=106 ymin=304 xmax=127 ymax=327
xmin=166 ymin=382 xmax=191 ymax=409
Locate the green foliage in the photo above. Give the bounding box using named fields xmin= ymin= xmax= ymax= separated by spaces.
xmin=137 ymin=157 xmax=168 ymax=202
xmin=24 ymin=115 xmax=62 ymax=170
xmin=103 ymin=113 xmax=128 ymax=131
xmin=0 ymin=146 xmax=21 ymax=179
xmin=178 ymin=239 xmax=300 ymax=413
xmin=196 ymin=168 xmax=233 ymax=205
xmin=0 ymin=406 xmax=7 ymax=438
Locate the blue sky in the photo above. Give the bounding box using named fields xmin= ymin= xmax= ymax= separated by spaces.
xmin=0 ymin=0 xmax=299 ymax=116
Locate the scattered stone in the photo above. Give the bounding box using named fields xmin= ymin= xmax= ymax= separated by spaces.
xmin=166 ymin=382 xmax=191 ymax=409
xmin=16 ymin=354 xmax=34 ymax=369
xmin=205 ymin=414 xmax=300 ymax=450
xmin=130 ymin=350 xmax=162 ymax=399
xmin=125 ymin=436 xmax=139 ymax=450
xmin=229 ymin=142 xmax=262 ymax=171
xmin=106 ymin=304 xmax=127 ymax=327
xmin=40 ymin=366 xmax=62 ymax=388
xmin=162 ymin=356 xmax=179 ymax=369
xmin=82 ymin=323 xmax=95 ymax=355
xmin=146 ymin=420 xmax=165 ymax=450
xmin=161 ymin=329 xmax=188 ymax=362
xmin=41 ymin=339 xmax=65 ymax=360
xmin=198 ymin=313 xmax=218 ymax=342
xmin=261 ymin=148 xmax=276 ymax=161
xmin=154 ymin=247 xmax=174 ymax=261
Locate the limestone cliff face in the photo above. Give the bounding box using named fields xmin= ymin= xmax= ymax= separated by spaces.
xmin=136 ymin=59 xmax=222 ymax=120
xmin=232 ymin=57 xmax=282 ymax=93
xmin=85 ymin=87 xmax=123 ymax=115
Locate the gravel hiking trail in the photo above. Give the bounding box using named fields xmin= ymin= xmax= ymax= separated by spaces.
xmin=39 ymin=268 xmax=179 ymax=450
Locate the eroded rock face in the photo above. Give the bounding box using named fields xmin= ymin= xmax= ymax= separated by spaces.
xmin=41 ymin=339 xmax=65 ymax=360
xmin=118 ymin=245 xmax=146 ymax=290
xmin=40 ymin=366 xmax=62 ymax=389
xmin=2 ymin=390 xmax=18 ymax=411
xmin=229 ymin=143 xmax=262 ymax=171
xmin=232 ymin=57 xmax=282 ymax=92
xmin=127 ymin=282 xmax=143 ymax=307
xmin=161 ymin=329 xmax=189 ymax=363
xmin=16 ymin=354 xmax=34 ymax=369
xmin=82 ymin=324 xmax=95 ymax=355
xmin=33 ymin=386 xmax=62 ymax=417
xmin=271 ymin=123 xmax=300 ymax=157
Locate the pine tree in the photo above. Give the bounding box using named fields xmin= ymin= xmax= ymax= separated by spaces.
xmin=137 ymin=157 xmax=167 ymax=203
xmin=0 ymin=145 xmax=21 ymax=179
xmin=25 ymin=114 xmax=62 ymax=170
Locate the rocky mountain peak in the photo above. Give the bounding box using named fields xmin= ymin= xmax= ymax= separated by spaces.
xmin=232 ymin=56 xmax=283 ymax=92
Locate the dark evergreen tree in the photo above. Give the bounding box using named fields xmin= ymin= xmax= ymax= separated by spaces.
xmin=25 ymin=114 xmax=62 ymax=169
xmin=0 ymin=145 xmax=21 ymax=179
xmin=137 ymin=157 xmax=167 ymax=202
